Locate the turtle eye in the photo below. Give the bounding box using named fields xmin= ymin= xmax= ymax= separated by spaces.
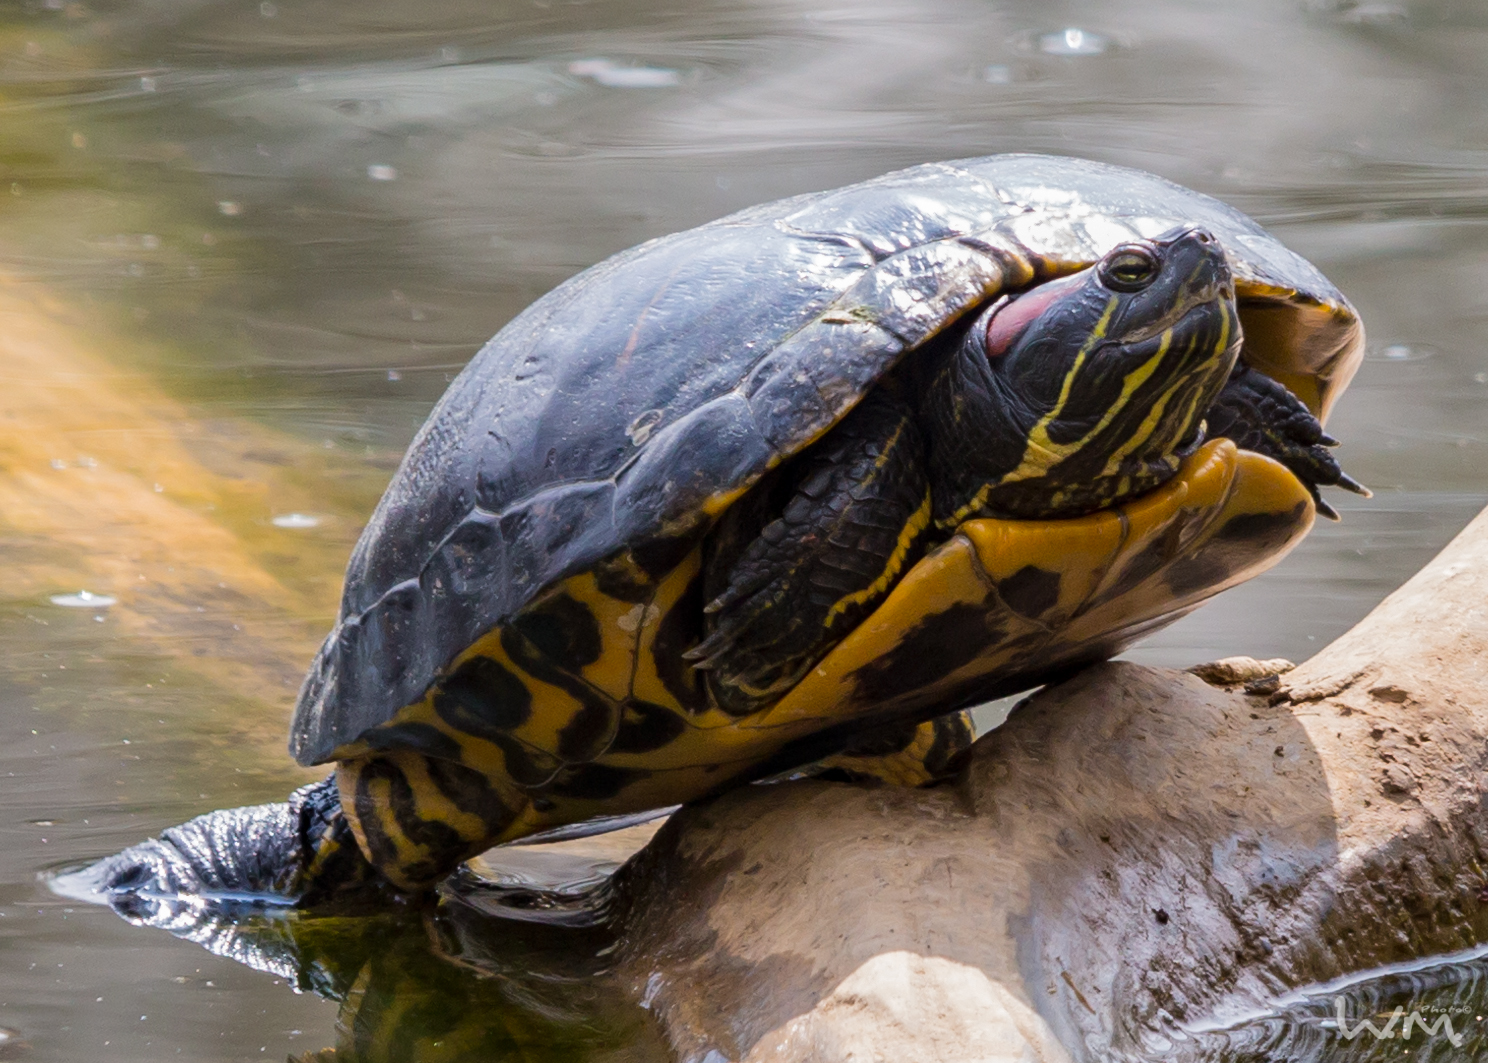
xmin=1098 ymin=245 xmax=1161 ymax=292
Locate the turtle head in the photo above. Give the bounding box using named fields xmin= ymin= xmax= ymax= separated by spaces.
xmin=925 ymin=226 xmax=1241 ymax=523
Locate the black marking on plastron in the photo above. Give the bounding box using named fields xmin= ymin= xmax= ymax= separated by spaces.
xmin=984 ymin=629 xmax=1064 ymax=685
xmin=385 ymin=763 xmax=467 ymax=857
xmin=1162 ymin=502 xmax=1306 ymax=598
xmin=849 ymin=602 xmax=1006 ymax=705
xmin=610 ymin=699 xmax=688 ymax=754
xmin=423 ymin=756 xmax=515 ymax=834
xmin=489 ymin=732 xmax=563 ymax=789
xmin=922 ymin=711 xmax=975 ymax=778
xmin=360 ymin=722 xmax=462 ymax=762
xmin=544 ymin=763 xmax=649 ymax=801
xmin=556 ymin=698 xmax=621 ymax=763
xmin=497 ymin=626 xmax=621 ymax=757
xmin=651 ymin=572 xmax=710 ymax=714
xmin=507 ymin=593 xmax=603 ymax=672
xmin=1099 ymin=516 xmax=1185 ymax=603
xmin=354 ymin=760 xmax=405 ymax=877
xmin=996 ymin=566 xmax=1062 ymax=619
xmin=1215 ymin=503 xmax=1308 ymax=546
xmin=433 ymin=656 xmax=533 ymax=740
xmin=836 ymin=719 xmax=920 ymax=758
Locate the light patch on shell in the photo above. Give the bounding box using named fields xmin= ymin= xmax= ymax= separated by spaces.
xmin=891 ymin=287 xmax=923 ymax=312
xmin=1080 ymin=215 xmax=1145 ymax=256
xmin=1005 ymin=183 xmax=1085 ymax=212
xmin=1006 ymin=209 xmax=1096 ymax=263
xmin=627 ymin=409 xmax=664 ymax=447
xmin=1127 ymin=215 xmax=1183 ymax=241
xmin=616 ymin=603 xmax=660 ymax=633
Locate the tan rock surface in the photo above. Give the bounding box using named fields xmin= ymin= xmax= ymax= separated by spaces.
xmin=611 ymin=503 xmax=1488 ymax=1062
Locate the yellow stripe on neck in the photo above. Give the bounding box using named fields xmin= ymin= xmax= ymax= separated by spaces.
xmin=1099 ymin=304 xmax=1232 ymax=479
xmin=948 ymin=294 xmax=1153 ymax=526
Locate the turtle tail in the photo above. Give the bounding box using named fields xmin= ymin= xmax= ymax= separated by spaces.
xmin=70 ymin=775 xmax=394 ymax=918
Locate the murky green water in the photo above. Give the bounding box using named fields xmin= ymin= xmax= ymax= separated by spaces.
xmin=1 ymin=0 xmax=1486 ymax=1058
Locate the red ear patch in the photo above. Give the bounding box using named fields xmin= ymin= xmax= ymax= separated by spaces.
xmin=985 ymin=273 xmax=1084 ymax=357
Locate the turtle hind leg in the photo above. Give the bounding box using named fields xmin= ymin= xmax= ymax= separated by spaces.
xmin=807 ymin=709 xmax=976 ymax=787
xmin=1207 ymin=364 xmax=1370 ymax=519
xmin=687 ymin=386 xmax=932 ymax=716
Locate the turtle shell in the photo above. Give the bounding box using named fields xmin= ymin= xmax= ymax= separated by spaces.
xmin=290 ymin=153 xmax=1362 ymax=766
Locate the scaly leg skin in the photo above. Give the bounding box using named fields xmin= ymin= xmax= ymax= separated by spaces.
xmin=71 ymin=775 xmax=394 ymax=921
xmin=1205 ymin=364 xmax=1370 ymax=519
xmin=687 ymin=385 xmax=932 ymax=715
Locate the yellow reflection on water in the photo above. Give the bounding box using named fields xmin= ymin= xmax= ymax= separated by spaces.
xmin=0 ymin=278 xmax=385 ymax=759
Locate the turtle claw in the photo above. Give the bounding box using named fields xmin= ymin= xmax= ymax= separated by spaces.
xmin=1206 ymin=365 xmax=1368 ymax=520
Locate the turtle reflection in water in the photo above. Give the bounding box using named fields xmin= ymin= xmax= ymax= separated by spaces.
xmin=168 ymin=879 xmax=665 ymax=1063
xmin=271 ymin=889 xmax=1488 ymax=1063
xmin=75 ymin=154 xmax=1367 ymax=912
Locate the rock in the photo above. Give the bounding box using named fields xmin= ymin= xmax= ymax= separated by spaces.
xmin=743 ymin=953 xmax=1073 ymax=1063
xmin=608 ymin=503 xmax=1488 ymax=1062
xmin=1187 ymin=655 xmax=1295 ymax=686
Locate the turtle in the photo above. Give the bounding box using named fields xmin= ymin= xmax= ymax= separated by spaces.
xmin=81 ymin=153 xmax=1367 ymax=910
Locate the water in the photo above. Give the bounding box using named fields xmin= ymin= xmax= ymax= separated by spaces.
xmin=0 ymin=0 xmax=1485 ymax=1059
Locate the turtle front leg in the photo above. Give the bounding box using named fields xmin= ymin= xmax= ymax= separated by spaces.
xmin=1206 ymin=364 xmax=1370 ymax=519
xmin=77 ymin=774 xmax=391 ymax=915
xmin=685 ymin=385 xmax=932 ymax=715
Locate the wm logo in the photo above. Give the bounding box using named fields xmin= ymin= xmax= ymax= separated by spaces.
xmin=1329 ymin=996 xmax=1465 ymax=1047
